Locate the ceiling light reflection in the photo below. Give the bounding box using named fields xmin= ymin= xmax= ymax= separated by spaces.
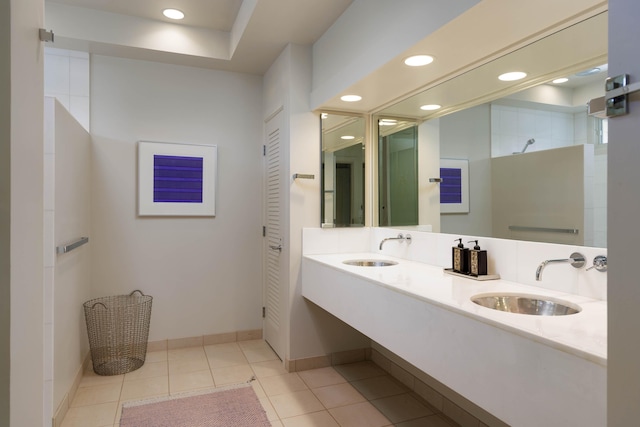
xmin=404 ymin=55 xmax=434 ymax=67
xmin=341 ymin=95 xmax=362 ymax=102
xmin=420 ymin=104 xmax=441 ymax=111
xmin=163 ymin=8 xmax=185 ymax=20
xmin=498 ymin=71 xmax=527 ymax=81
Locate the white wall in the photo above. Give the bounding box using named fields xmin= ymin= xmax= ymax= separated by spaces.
xmin=44 ymin=98 xmax=92 ymax=415
xmin=90 ymin=56 xmax=264 ymax=341
xmin=418 ymin=119 xmax=441 ymax=231
xmin=608 ymin=1 xmax=640 ymax=423
xmin=310 ymin=0 xmax=480 ymax=108
xmin=290 ymin=44 xmax=372 ymax=360
xmin=10 ymin=0 xmax=45 ymax=426
xmin=0 ymin=0 xmax=9 ymax=423
xmin=263 ymin=44 xmax=370 ymax=362
xmin=44 ymin=47 xmax=90 ymax=131
xmin=440 ymin=104 xmax=492 ymax=237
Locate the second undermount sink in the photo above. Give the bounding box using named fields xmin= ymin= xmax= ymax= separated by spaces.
xmin=343 ymin=259 xmax=398 ymax=267
xmin=471 ymin=293 xmax=581 ymax=316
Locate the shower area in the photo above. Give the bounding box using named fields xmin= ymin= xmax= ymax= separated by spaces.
xmin=489 ymin=102 xmax=607 ymax=247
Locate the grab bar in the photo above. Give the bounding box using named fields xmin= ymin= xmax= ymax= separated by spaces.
xmin=56 ymin=237 xmax=89 ymax=254
xmin=508 ymin=226 xmax=579 ymax=235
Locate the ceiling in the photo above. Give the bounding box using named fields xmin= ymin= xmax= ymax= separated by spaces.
xmin=378 ymin=11 xmax=608 ymax=120
xmin=49 ymin=0 xmax=244 ymax=31
xmin=45 ymin=0 xmax=353 ymax=74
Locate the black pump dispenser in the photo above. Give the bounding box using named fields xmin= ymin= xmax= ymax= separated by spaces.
xmin=452 ymin=238 xmax=469 ymax=274
xmin=468 ymin=240 xmax=487 ymax=276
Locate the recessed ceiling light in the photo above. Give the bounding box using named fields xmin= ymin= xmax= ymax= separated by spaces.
xmin=420 ymin=104 xmax=441 ymax=111
xmin=341 ymin=135 xmax=355 ymax=140
xmin=498 ymin=71 xmax=527 ymax=81
xmin=404 ymin=55 xmax=434 ymax=67
xmin=379 ymin=119 xmax=397 ymax=126
xmin=552 ymin=78 xmax=569 ymax=84
xmin=340 ymin=95 xmax=362 ymax=102
xmin=163 ymin=8 xmax=185 ymax=20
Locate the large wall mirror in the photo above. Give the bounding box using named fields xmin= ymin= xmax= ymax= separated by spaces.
xmin=321 ymin=113 xmax=366 ymax=227
xmin=375 ymin=11 xmax=607 ymax=247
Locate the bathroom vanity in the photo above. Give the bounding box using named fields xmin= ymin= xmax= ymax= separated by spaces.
xmin=301 ymin=227 xmax=606 ymax=427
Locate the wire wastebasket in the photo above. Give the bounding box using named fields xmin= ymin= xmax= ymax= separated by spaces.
xmin=83 ymin=290 xmax=153 ymax=376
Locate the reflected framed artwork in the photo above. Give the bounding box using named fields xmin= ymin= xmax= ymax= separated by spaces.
xmin=138 ymin=141 xmax=217 ymax=216
xmin=440 ymin=158 xmax=469 ymax=214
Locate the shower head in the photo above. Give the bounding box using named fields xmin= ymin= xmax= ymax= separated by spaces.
xmin=513 ymin=138 xmax=535 ymax=154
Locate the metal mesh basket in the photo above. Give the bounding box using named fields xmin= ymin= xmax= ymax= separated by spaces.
xmin=83 ymin=290 xmax=153 ymax=376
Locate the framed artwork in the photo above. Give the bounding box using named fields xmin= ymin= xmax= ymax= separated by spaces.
xmin=138 ymin=141 xmax=217 ymax=216
xmin=440 ymin=158 xmax=469 ymax=214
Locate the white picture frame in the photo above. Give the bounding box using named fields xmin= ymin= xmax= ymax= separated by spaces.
xmin=138 ymin=141 xmax=217 ymax=216
xmin=440 ymin=158 xmax=469 ymax=214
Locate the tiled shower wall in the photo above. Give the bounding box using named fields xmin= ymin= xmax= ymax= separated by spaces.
xmin=490 ymin=104 xmax=579 ymax=157
xmin=44 ymin=47 xmax=90 ymax=132
xmin=43 ymin=47 xmax=90 ymax=425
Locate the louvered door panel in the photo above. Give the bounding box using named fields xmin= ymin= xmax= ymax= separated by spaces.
xmin=263 ymin=110 xmax=284 ymax=359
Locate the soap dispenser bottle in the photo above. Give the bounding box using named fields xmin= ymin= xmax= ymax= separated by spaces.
xmin=452 ymin=238 xmax=469 ymax=274
xmin=468 ymin=240 xmax=488 ymax=276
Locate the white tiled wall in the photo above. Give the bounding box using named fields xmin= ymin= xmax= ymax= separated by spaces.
xmin=43 ymin=98 xmax=56 ymax=426
xmin=44 ymin=48 xmax=90 ymax=132
xmin=490 ymin=104 xmax=581 ymax=157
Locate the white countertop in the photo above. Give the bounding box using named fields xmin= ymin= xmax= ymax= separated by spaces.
xmin=304 ymin=252 xmax=607 ymax=366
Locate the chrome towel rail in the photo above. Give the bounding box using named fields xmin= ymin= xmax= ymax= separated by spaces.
xmin=509 ymin=226 xmax=579 ymax=235
xmin=56 ymin=237 xmax=89 ymax=254
xmin=293 ymin=173 xmax=314 ymax=180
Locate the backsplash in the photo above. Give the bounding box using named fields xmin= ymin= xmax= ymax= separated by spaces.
xmin=303 ymin=227 xmax=607 ymax=300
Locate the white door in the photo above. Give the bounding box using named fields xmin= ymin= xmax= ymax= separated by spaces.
xmin=263 ymin=109 xmax=285 ymax=360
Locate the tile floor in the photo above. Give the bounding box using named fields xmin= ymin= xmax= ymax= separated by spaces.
xmin=61 ymin=340 xmax=459 ymax=427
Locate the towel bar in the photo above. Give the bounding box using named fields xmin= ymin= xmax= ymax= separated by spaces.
xmin=508 ymin=226 xmax=578 ymax=235
xmin=56 ymin=237 xmax=89 ymax=254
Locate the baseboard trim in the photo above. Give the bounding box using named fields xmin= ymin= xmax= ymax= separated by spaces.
xmin=147 ymin=329 xmax=263 ymax=352
xmin=285 ymin=344 xmax=505 ymax=427
xmin=371 ymin=346 xmax=508 ymax=427
xmin=286 ymin=347 xmax=370 ymax=372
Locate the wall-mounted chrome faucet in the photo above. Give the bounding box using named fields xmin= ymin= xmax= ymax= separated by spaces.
xmin=535 ymin=252 xmax=585 ymax=281
xmin=379 ymin=233 xmax=411 ymax=250
xmin=587 ymin=255 xmax=607 ymax=272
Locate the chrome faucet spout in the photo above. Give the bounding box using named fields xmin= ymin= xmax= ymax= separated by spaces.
xmin=379 ymin=233 xmax=411 ymax=250
xmin=535 ymin=252 xmax=586 ymax=281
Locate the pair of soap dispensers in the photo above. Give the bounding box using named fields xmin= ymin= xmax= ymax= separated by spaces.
xmin=452 ymin=238 xmax=487 ymax=277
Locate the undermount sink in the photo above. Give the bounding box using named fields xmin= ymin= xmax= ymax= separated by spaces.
xmin=343 ymin=259 xmax=398 ymax=267
xmin=471 ymin=293 xmax=581 ymax=316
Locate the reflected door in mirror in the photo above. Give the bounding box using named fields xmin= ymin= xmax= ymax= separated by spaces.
xmin=379 ymin=124 xmax=418 ymax=226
